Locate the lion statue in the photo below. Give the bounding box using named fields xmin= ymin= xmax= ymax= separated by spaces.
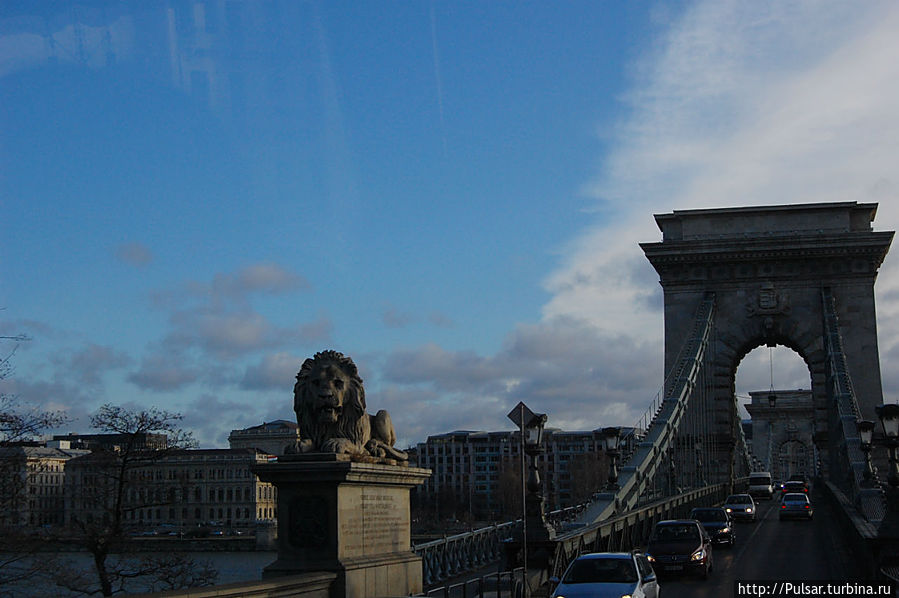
xmin=289 ymin=350 xmax=408 ymax=461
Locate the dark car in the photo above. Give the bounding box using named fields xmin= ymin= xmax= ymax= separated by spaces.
xmin=779 ymin=492 xmax=814 ymax=520
xmin=781 ymin=481 xmax=808 ymax=496
xmin=645 ymin=519 xmax=713 ymax=579
xmin=788 ymin=474 xmax=809 ymax=486
xmin=689 ymin=507 xmax=735 ymax=547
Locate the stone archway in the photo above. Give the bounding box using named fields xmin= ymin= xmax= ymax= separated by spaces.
xmin=776 ymin=439 xmax=810 ymax=481
xmin=745 ymin=389 xmax=815 ymax=478
xmin=642 ymin=202 xmax=893 ymax=483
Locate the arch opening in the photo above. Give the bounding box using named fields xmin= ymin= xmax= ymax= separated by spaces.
xmin=733 ymin=344 xmax=815 ymax=480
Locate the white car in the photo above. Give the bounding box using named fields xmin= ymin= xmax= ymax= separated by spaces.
xmin=550 ymin=552 xmax=659 ymax=598
xmin=723 ymin=493 xmax=757 ymax=521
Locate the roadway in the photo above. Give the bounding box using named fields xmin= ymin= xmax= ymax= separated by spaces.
xmin=658 ymin=488 xmax=856 ymax=597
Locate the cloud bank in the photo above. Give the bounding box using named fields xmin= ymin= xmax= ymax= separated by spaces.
xmin=385 ymin=0 xmax=899 ymax=443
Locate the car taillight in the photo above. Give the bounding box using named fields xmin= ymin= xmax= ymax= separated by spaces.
xmin=804 ymin=505 xmax=810 ymax=509
xmin=781 ymin=505 xmax=786 ymax=509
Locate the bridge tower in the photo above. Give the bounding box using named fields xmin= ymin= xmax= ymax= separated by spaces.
xmin=641 ymin=202 xmax=893 ymax=482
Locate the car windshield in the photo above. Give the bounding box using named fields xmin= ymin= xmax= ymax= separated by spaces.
xmin=727 ymin=495 xmax=752 ymax=504
xmin=651 ymin=524 xmax=699 ymax=542
xmin=562 ymin=557 xmax=637 ymax=584
xmin=691 ymin=510 xmax=726 ymax=522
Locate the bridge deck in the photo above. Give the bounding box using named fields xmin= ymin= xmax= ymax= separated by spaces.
xmin=648 ymin=487 xmax=857 ymax=597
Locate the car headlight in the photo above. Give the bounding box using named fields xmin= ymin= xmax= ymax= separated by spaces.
xmin=720 ymin=527 xmax=730 ymax=533
xmin=745 ymin=507 xmax=752 ymax=513
xmin=645 ymin=554 xmax=655 ymax=563
xmin=621 ymin=595 xmax=632 ymax=598
xmin=725 ymin=507 xmax=732 ymax=512
xmin=691 ymin=548 xmax=706 ymax=562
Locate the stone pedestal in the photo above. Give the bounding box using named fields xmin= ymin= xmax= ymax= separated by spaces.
xmin=253 ymin=454 xmax=430 ymax=598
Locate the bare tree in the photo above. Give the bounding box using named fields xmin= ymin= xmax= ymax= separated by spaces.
xmin=60 ymin=404 xmax=216 ymax=596
xmin=497 ymin=456 xmax=523 ymax=520
xmin=567 ymin=452 xmax=609 ymax=505
xmin=0 ymin=335 xmax=69 ymax=591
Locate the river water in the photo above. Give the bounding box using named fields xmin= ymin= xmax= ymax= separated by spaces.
xmin=3 ymin=551 xmax=278 ymax=597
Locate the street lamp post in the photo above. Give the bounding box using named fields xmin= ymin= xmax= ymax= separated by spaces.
xmin=860 ymin=404 xmax=899 ymax=576
xmin=506 ymin=402 xmax=556 ymax=598
xmin=602 ymin=427 xmax=621 ymax=490
xmin=695 ymin=438 xmax=704 ymax=487
xmin=875 ymin=404 xmax=899 ymax=487
xmin=668 ymin=450 xmax=677 ymax=495
xmin=858 ymin=419 xmax=876 ymax=485
xmin=522 ymin=413 xmax=553 ymax=541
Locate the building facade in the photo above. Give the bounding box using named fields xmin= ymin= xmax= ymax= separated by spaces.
xmin=0 ymin=445 xmax=90 ymax=527
xmin=228 ymin=420 xmax=298 ymax=455
xmin=65 ymin=448 xmax=278 ymax=532
xmin=414 ymin=428 xmax=634 ymax=520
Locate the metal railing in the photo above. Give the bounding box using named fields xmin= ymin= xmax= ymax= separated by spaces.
xmin=549 ymin=481 xmax=734 ymax=578
xmin=422 ymin=568 xmax=525 ymax=598
xmin=415 ymin=523 xmax=517 ymax=587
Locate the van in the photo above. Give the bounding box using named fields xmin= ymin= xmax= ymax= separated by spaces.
xmin=748 ymin=472 xmax=773 ymax=500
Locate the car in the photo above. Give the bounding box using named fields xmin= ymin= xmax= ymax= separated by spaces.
xmin=689 ymin=507 xmax=735 ymax=547
xmin=781 ymin=481 xmax=808 ymax=496
xmin=723 ymin=494 xmax=757 ymax=522
xmin=779 ymin=492 xmax=814 ymax=520
xmin=549 ymin=552 xmax=659 ymax=598
xmin=645 ymin=519 xmax=713 ymax=580
xmin=788 ymin=473 xmax=809 ymax=486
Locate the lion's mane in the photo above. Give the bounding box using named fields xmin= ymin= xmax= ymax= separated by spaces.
xmin=293 ymin=349 xmax=370 ymax=453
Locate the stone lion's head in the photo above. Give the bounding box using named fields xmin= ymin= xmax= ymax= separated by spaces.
xmin=293 ymin=350 xmax=366 ymax=449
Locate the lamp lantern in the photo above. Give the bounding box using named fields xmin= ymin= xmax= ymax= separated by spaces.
xmin=877 ymin=404 xmax=899 ymax=440
xmin=524 ymin=414 xmax=547 ymax=450
xmin=602 ymin=427 xmax=621 ymax=453
xmin=858 ymin=420 xmax=875 ymax=448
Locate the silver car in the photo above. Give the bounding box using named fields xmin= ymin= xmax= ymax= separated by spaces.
xmin=779 ymin=492 xmax=814 ymax=520
xmin=723 ymin=493 xmax=757 ymax=522
xmin=550 ymin=552 xmax=659 ymax=598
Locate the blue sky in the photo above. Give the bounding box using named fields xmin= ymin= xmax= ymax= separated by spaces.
xmin=3 ymin=1 xmax=899 ymax=448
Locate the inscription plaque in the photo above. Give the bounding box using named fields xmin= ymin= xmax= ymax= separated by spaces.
xmin=340 ymin=489 xmax=408 ymax=556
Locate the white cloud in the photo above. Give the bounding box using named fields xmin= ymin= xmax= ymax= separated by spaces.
xmin=211 ymin=263 xmax=311 ymax=297
xmin=241 ymin=352 xmax=303 ymax=391
xmin=379 ymin=317 xmax=662 ymax=441
xmin=545 ymin=0 xmax=899 ymax=402
xmin=128 ymin=353 xmax=200 ymax=392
